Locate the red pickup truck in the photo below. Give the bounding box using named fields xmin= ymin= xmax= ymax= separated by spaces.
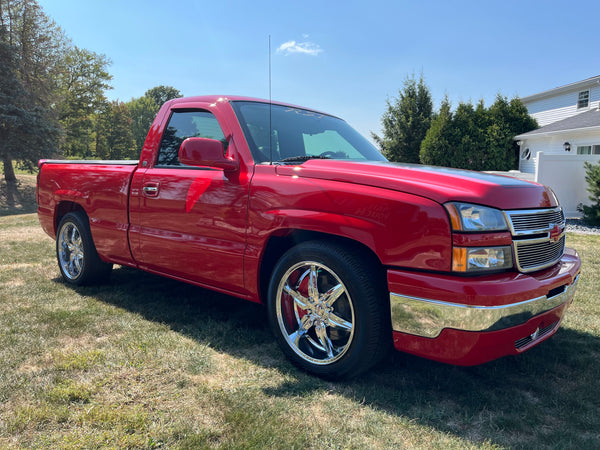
xmin=37 ymin=95 xmax=581 ymax=378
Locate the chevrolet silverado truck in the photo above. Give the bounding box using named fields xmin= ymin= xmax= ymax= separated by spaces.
xmin=37 ymin=95 xmax=581 ymax=378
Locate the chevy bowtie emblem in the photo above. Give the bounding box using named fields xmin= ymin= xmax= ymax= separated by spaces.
xmin=549 ymin=224 xmax=563 ymax=243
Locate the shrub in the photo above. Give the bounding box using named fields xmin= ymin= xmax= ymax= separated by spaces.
xmin=578 ymin=161 xmax=600 ymax=225
xmin=420 ymin=95 xmax=537 ymax=171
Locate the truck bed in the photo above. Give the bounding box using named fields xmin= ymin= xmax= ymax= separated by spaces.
xmin=37 ymin=160 xmax=139 ymax=267
xmin=40 ymin=160 xmax=139 ymax=165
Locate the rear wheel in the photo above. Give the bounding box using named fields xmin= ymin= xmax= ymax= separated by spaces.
xmin=56 ymin=212 xmax=112 ymax=285
xmin=268 ymin=241 xmax=390 ymax=379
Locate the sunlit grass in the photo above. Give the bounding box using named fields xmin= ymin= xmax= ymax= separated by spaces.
xmin=0 ymin=214 xmax=598 ymax=448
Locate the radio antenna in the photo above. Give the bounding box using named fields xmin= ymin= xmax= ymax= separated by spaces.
xmin=269 ymin=35 xmax=273 ymax=164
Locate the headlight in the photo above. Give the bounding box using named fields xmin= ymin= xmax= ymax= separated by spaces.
xmin=453 ymin=246 xmax=513 ymax=272
xmin=444 ymin=202 xmax=508 ymax=232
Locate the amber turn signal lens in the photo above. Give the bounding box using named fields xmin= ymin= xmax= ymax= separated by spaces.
xmin=445 ymin=203 xmax=463 ymax=231
xmin=452 ymin=247 xmax=467 ymax=272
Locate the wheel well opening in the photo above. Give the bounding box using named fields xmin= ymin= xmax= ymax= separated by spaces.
xmin=55 ymin=202 xmax=86 ymax=234
xmin=258 ymin=230 xmax=385 ymax=303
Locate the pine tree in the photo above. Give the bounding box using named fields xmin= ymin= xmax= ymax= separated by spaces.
xmin=0 ymin=20 xmax=59 ymax=182
xmin=419 ymin=95 xmax=537 ymax=170
xmin=0 ymin=0 xmax=66 ymax=182
xmin=578 ymin=161 xmax=600 ymax=226
xmin=420 ymin=97 xmax=453 ymax=167
xmin=372 ymin=75 xmax=433 ymax=163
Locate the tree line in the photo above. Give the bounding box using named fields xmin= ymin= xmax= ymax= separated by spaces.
xmin=372 ymin=76 xmax=538 ymax=171
xmin=2 ymin=1 xmax=539 ymax=185
xmin=0 ymin=0 xmax=182 ymax=183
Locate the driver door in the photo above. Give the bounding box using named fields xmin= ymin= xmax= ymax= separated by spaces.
xmin=131 ymin=108 xmax=249 ymax=294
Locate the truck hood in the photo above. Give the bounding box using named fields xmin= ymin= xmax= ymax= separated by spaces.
xmin=275 ymin=160 xmax=558 ymax=210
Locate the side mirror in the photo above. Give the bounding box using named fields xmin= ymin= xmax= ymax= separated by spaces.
xmin=179 ymin=137 xmax=239 ymax=172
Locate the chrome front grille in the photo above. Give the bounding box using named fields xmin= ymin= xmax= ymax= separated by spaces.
xmin=506 ymin=207 xmax=565 ymax=235
xmin=504 ymin=207 xmax=565 ymax=273
xmin=514 ymin=236 xmax=566 ymax=271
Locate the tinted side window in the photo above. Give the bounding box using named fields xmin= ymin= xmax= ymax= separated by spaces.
xmin=156 ymin=110 xmax=226 ymax=166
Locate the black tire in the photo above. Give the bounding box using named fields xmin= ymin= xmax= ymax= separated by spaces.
xmin=267 ymin=240 xmax=390 ymax=379
xmin=56 ymin=211 xmax=113 ymax=286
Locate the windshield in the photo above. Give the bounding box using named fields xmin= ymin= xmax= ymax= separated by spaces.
xmin=230 ymin=101 xmax=387 ymax=164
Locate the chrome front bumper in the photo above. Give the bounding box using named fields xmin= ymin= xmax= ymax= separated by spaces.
xmin=390 ymin=275 xmax=579 ymax=338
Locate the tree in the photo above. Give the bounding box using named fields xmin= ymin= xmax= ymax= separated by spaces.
xmin=0 ymin=25 xmax=26 ymax=182
xmin=127 ymin=95 xmax=159 ymax=153
xmin=144 ymin=85 xmax=182 ymax=108
xmin=577 ymin=161 xmax=600 ymax=226
xmin=487 ymin=95 xmax=537 ymax=169
xmin=95 ymin=101 xmax=136 ymax=160
xmin=1 ymin=0 xmax=66 ymax=104
xmin=56 ymin=46 xmax=112 ymax=158
xmin=0 ymin=0 xmax=67 ymax=182
xmin=372 ymin=74 xmax=433 ymax=163
xmin=420 ymin=97 xmax=454 ymax=167
xmin=420 ymin=95 xmax=537 ymax=170
xmin=127 ymin=85 xmax=182 ymax=154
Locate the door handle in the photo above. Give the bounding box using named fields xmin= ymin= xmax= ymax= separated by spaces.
xmin=142 ymin=183 xmax=160 ymax=197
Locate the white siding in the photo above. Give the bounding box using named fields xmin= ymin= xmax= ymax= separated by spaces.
xmin=518 ymin=129 xmax=600 ymax=173
xmin=519 ymin=155 xmax=536 ymax=173
xmin=536 ymin=153 xmax=600 ymax=217
xmin=525 ymin=84 xmax=600 ymax=126
xmin=519 ymin=137 xmax=571 ymax=173
xmin=592 ymin=85 xmax=600 ymax=106
xmin=518 ymin=79 xmax=600 ymax=216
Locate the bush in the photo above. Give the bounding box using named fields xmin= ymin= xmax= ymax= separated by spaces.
xmin=420 ymin=95 xmax=537 ymax=171
xmin=578 ymin=161 xmax=600 ymax=225
xmin=372 ymin=74 xmax=433 ymax=163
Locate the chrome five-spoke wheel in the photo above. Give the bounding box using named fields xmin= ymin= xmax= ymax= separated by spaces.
xmin=55 ymin=212 xmax=112 ymax=286
xmin=268 ymin=241 xmax=390 ymax=379
xmin=275 ymin=261 xmax=355 ymax=365
xmin=58 ymin=221 xmax=85 ymax=280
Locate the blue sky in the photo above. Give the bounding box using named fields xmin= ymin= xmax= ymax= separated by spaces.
xmin=38 ymin=0 xmax=599 ymax=140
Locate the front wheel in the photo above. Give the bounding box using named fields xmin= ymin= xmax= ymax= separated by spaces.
xmin=56 ymin=212 xmax=112 ymax=286
xmin=267 ymin=241 xmax=390 ymax=379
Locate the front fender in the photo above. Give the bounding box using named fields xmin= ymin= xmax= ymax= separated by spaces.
xmin=247 ymin=165 xmax=452 ymax=271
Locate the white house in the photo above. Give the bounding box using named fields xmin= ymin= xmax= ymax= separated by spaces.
xmin=515 ymin=75 xmax=600 ymax=217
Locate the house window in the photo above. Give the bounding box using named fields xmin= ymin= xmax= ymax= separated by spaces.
xmin=578 ymin=90 xmax=590 ymax=109
xmin=578 ymin=145 xmax=600 ymax=155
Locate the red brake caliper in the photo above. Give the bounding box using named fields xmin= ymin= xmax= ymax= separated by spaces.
xmin=281 ymin=269 xmax=308 ymax=330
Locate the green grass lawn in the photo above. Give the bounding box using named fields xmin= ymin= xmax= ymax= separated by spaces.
xmin=0 ymin=185 xmax=599 ymax=448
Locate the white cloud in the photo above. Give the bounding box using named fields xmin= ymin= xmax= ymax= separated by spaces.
xmin=276 ymin=40 xmax=323 ymax=56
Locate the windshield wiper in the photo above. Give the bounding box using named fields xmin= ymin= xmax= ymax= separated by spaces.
xmin=276 ymin=155 xmax=331 ymax=163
